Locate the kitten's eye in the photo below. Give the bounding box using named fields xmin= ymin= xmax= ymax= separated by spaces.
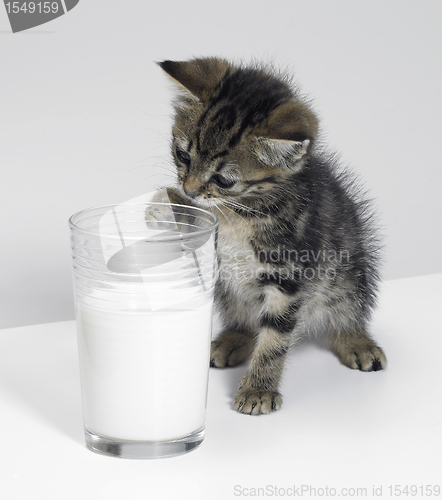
xmin=176 ymin=147 xmax=191 ymax=166
xmin=210 ymin=174 xmax=236 ymax=189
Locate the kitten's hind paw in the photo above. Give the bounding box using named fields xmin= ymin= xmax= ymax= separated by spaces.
xmin=210 ymin=331 xmax=254 ymax=368
xmin=234 ymin=389 xmax=282 ymax=415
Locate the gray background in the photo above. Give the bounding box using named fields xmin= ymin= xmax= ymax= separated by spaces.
xmin=1 ymin=0 xmax=441 ymax=329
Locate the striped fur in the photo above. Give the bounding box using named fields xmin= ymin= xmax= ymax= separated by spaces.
xmin=157 ymin=58 xmax=387 ymax=415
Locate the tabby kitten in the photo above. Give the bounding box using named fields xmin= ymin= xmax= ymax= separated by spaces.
xmin=156 ymin=57 xmax=387 ymax=415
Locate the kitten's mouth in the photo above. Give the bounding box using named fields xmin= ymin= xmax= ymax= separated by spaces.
xmin=178 ymin=184 xmax=227 ymax=212
xmin=188 ymin=194 xmax=225 ymax=212
xmin=180 ymin=186 xmax=215 ymax=209
xmin=189 ymin=195 xmax=216 ymax=210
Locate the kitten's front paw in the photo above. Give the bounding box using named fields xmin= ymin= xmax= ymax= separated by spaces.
xmin=210 ymin=331 xmax=254 ymax=368
xmin=333 ymin=336 xmax=387 ymax=372
xmin=349 ymin=344 xmax=387 ymax=372
xmin=145 ymin=196 xmax=176 ymax=230
xmin=234 ymin=388 xmax=282 ymax=415
xmin=145 ymin=188 xmax=190 ymax=229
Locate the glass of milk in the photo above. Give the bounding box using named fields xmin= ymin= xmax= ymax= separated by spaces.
xmin=69 ymin=201 xmax=219 ymax=459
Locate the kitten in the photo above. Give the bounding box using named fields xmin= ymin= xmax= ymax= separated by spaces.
xmin=155 ymin=57 xmax=387 ymax=415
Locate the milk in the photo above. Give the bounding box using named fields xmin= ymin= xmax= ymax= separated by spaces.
xmin=76 ymin=299 xmax=213 ymax=442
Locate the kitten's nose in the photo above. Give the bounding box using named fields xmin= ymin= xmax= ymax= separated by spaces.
xmin=184 ymin=188 xmax=199 ymax=199
xmin=183 ymin=178 xmax=201 ymax=199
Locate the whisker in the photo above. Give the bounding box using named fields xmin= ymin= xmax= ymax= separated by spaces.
xmin=223 ymin=199 xmax=267 ymax=217
xmin=213 ymin=203 xmax=235 ymax=229
xmin=126 ymin=159 xmax=177 ymax=175
xmin=150 ymin=164 xmax=177 ymax=175
xmin=142 ymin=180 xmax=173 ymax=192
xmin=218 ymin=200 xmax=247 ymax=224
xmin=141 ymin=173 xmax=176 ymax=186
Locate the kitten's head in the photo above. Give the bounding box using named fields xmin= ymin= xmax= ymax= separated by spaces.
xmin=159 ymin=58 xmax=318 ymax=209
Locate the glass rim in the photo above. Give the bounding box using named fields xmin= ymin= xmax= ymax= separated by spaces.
xmin=68 ymin=201 xmax=219 ymax=242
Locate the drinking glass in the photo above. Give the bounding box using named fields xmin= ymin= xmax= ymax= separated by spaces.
xmin=69 ymin=201 xmax=218 ymax=458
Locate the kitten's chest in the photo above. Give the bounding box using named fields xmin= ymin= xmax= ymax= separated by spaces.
xmin=217 ymin=219 xmax=261 ymax=297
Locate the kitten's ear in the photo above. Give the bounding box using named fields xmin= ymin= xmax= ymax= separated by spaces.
xmin=158 ymin=58 xmax=230 ymax=102
xmin=253 ymin=98 xmax=318 ymax=170
xmin=253 ymin=137 xmax=310 ymax=171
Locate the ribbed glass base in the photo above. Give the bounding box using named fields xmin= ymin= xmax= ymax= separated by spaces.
xmin=84 ymin=425 xmax=205 ymax=459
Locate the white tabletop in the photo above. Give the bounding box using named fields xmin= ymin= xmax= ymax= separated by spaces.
xmin=1 ymin=274 xmax=441 ymax=500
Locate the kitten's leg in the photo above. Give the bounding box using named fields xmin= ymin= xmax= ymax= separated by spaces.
xmin=233 ymin=296 xmax=299 ymax=415
xmin=328 ymin=330 xmax=387 ymax=372
xmin=210 ymin=328 xmax=255 ymax=368
xmin=233 ymin=326 xmax=291 ymax=415
xmin=210 ymin=288 xmax=258 ymax=368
